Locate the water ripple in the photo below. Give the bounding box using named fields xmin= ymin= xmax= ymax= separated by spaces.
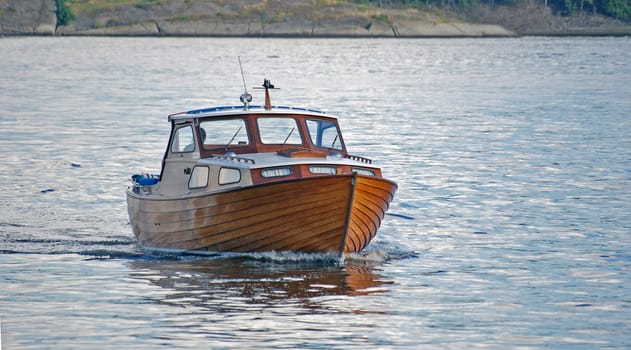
xmin=1 ymin=36 xmax=630 ymax=349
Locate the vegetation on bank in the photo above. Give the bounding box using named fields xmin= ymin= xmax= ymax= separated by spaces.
xmin=356 ymin=0 xmax=630 ymax=20
xmin=64 ymin=0 xmax=155 ymax=14
xmin=55 ymin=0 xmax=74 ymax=25
xmin=56 ymin=0 xmax=630 ymax=28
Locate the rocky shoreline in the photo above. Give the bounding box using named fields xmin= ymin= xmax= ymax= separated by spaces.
xmin=1 ymin=0 xmax=630 ymax=37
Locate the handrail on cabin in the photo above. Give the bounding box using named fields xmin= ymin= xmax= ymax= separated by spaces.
xmin=345 ymin=154 xmax=372 ymax=164
xmin=210 ymin=154 xmax=256 ymax=164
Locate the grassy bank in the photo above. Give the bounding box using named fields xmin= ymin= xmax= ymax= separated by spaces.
xmin=57 ymin=0 xmax=630 ymax=36
xmin=1 ymin=0 xmax=629 ymax=36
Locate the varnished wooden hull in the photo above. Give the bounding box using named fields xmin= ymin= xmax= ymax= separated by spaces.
xmin=126 ymin=174 xmax=397 ymax=254
xmin=345 ymin=175 xmax=397 ymax=253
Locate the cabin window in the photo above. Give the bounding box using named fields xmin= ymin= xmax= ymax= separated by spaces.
xmin=261 ymin=167 xmax=292 ymax=178
xmin=353 ymin=167 xmax=376 ymax=176
xmin=200 ymin=119 xmax=249 ymax=150
xmin=307 ymin=119 xmax=342 ymax=150
xmin=172 ymin=125 xmax=195 ymax=153
xmin=309 ymin=165 xmax=337 ymax=175
xmin=219 ymin=167 xmax=241 ymax=185
xmin=257 ymin=117 xmax=302 ymax=145
xmin=188 ymin=166 xmax=209 ymax=189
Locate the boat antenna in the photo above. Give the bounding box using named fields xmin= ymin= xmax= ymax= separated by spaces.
xmin=238 ymin=56 xmax=252 ymax=109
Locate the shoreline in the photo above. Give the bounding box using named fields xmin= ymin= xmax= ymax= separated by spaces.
xmin=1 ymin=0 xmax=630 ymax=38
xmin=2 ymin=31 xmax=630 ymax=38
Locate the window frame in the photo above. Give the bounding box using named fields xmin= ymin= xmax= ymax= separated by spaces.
xmin=188 ymin=166 xmax=210 ymax=189
xmin=218 ymin=167 xmax=241 ymax=185
xmin=171 ymin=125 xmax=195 ymax=153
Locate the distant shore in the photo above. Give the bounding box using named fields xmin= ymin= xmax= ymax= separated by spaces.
xmin=1 ymin=0 xmax=630 ymax=38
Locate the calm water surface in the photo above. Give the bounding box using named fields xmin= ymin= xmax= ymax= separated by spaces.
xmin=1 ymin=37 xmax=630 ymax=349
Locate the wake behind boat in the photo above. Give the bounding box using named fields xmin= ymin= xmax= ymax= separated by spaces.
xmin=126 ymin=79 xmax=397 ymax=254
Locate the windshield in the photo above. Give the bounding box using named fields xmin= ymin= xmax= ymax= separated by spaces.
xmin=257 ymin=117 xmax=303 ymax=145
xmin=200 ymin=119 xmax=249 ymax=150
xmin=307 ymin=119 xmax=343 ymax=150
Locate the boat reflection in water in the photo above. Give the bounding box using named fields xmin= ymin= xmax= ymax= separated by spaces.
xmin=128 ymin=254 xmax=393 ymax=313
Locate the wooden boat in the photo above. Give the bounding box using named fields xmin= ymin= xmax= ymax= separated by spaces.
xmin=126 ymin=80 xmax=397 ymax=254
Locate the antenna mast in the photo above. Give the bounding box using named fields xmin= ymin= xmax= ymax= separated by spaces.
xmin=238 ymin=56 xmax=252 ymax=109
xmin=254 ymin=79 xmax=278 ymax=110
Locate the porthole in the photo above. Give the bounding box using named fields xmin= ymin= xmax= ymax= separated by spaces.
xmin=309 ymin=165 xmax=336 ymax=175
xmin=261 ymin=167 xmax=292 ymax=178
xmin=352 ymin=167 xmax=375 ymax=176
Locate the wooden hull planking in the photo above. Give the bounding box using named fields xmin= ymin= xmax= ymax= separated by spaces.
xmin=345 ymin=175 xmax=397 ymax=252
xmin=127 ymin=174 xmax=396 ymax=254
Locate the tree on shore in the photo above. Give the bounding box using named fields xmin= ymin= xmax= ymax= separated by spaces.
xmin=55 ymin=0 xmax=74 ymax=26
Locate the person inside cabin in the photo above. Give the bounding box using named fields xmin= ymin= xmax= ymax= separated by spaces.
xmin=184 ymin=128 xmax=206 ymax=152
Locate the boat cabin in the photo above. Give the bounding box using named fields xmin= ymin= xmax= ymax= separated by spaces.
xmin=152 ymin=106 xmax=381 ymax=197
xmin=133 ymin=80 xmax=381 ymax=197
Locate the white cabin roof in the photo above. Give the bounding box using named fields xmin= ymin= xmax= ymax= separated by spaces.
xmin=168 ymin=105 xmax=334 ymax=121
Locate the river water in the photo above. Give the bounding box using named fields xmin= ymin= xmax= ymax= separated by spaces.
xmin=1 ymin=36 xmax=630 ymax=349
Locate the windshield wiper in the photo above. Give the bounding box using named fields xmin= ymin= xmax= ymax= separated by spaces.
xmin=282 ymin=127 xmax=295 ymax=146
xmin=225 ymin=125 xmax=243 ymax=151
xmin=331 ymin=135 xmax=338 ymax=148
